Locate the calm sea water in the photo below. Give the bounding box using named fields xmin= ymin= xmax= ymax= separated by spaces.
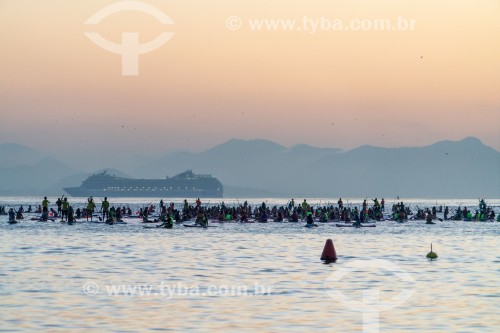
xmin=1 ymin=197 xmax=499 ymax=332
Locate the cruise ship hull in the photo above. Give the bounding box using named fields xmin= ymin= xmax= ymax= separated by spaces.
xmin=63 ymin=170 xmax=224 ymax=198
xmin=63 ymin=187 xmax=222 ymax=198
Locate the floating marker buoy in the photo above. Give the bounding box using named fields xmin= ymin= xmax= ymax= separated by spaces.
xmin=321 ymin=239 xmax=337 ymax=262
xmin=426 ymin=243 xmax=438 ymax=259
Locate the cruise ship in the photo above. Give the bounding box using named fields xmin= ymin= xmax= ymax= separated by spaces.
xmin=64 ymin=170 xmax=223 ymax=198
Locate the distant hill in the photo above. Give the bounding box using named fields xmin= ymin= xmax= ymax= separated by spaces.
xmin=0 ymin=143 xmax=41 ymax=168
xmin=0 ymin=138 xmax=498 ymax=198
xmin=135 ymin=137 xmax=499 ymax=198
xmin=304 ymin=137 xmax=500 ymax=198
xmin=44 ymin=173 xmax=89 ymax=196
xmin=0 ymin=157 xmax=78 ymax=195
xmin=136 ymin=139 xmax=342 ymax=193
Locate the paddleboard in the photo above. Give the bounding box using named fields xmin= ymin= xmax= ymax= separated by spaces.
xmin=183 ymin=224 xmax=217 ymax=228
xmin=335 ymin=223 xmax=376 ymax=228
xmin=30 ymin=217 xmax=57 ymax=222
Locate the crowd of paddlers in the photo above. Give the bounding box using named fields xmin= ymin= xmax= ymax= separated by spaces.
xmin=1 ymin=197 xmax=498 ymax=226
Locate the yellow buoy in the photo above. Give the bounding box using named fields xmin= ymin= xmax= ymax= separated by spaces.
xmin=426 ymin=243 xmax=438 ymax=259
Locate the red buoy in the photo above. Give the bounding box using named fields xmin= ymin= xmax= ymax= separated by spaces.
xmin=321 ymin=239 xmax=337 ymax=262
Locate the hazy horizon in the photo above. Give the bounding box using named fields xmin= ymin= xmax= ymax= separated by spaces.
xmin=1 ymin=136 xmax=499 ymax=199
xmin=1 ymin=0 xmax=499 ymax=168
xmin=1 ymin=135 xmax=498 ymax=173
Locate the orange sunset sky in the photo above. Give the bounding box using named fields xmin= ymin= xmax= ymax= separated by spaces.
xmin=1 ymin=0 xmax=499 ymax=162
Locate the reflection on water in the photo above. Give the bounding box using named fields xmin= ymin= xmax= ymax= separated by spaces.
xmin=0 ymin=198 xmax=499 ymax=332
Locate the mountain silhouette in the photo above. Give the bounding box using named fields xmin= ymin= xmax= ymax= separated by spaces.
xmin=1 ymin=137 xmax=498 ymax=198
xmin=136 ymin=137 xmax=499 ymax=198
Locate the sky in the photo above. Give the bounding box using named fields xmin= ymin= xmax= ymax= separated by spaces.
xmin=1 ymin=0 xmax=499 ymax=168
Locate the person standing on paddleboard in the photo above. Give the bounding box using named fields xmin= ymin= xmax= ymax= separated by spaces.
xmin=61 ymin=197 xmax=69 ymax=221
xmin=42 ymin=197 xmax=50 ymax=221
xmin=302 ymin=199 xmax=308 ymax=219
xmin=86 ymin=197 xmax=96 ymax=221
xmin=56 ymin=197 xmax=63 ymax=216
xmin=101 ymin=197 xmax=110 ymax=221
